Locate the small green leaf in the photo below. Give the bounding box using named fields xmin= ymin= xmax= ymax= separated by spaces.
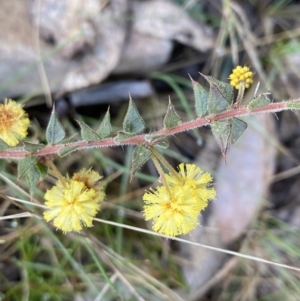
xmin=208 ymin=83 xmax=231 ymax=115
xmin=211 ymin=118 xmax=247 ymax=156
xmin=123 ymin=97 xmax=145 ymax=134
xmin=230 ymin=118 xmax=247 ymax=144
xmin=114 ymin=132 xmax=134 ymax=143
xmin=18 ymin=157 xmax=38 ymax=180
xmin=26 ymin=164 xmax=40 ymax=196
xmin=131 ymin=145 xmax=152 ymax=178
xmin=46 ymin=105 xmax=66 ymax=145
xmin=203 ymin=75 xmax=234 ymax=104
xmin=164 ymin=98 xmax=182 ymax=129
xmin=36 ymin=163 xmax=48 ymax=180
xmin=286 ymin=101 xmax=300 ymax=110
xmin=211 ymin=120 xmax=231 ymax=156
xmin=58 ymin=145 xmax=78 ymax=157
xmin=0 ymin=139 xmax=9 ymax=151
xmin=96 ymin=109 xmax=112 ymax=138
xmin=191 ymin=78 xmax=208 ymax=117
xmin=23 ymin=142 xmax=45 ymax=152
xmin=78 ymin=120 xmax=101 ymax=142
xmin=248 ymin=94 xmax=270 ymax=111
xmin=18 ymin=157 xmax=42 ymax=196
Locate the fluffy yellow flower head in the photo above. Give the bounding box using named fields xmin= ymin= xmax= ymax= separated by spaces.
xmin=0 ymin=99 xmax=30 ymax=146
xmin=165 ymin=163 xmax=216 ymax=209
xmin=229 ymin=66 xmax=253 ymax=90
xmin=144 ymin=186 xmax=201 ymax=237
xmin=72 ymin=168 xmax=105 ymax=203
xmin=44 ymin=169 xmax=105 ymax=233
xmin=143 ymin=164 xmax=216 ymax=237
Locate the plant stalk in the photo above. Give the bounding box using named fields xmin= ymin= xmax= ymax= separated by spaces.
xmin=0 ymin=99 xmax=299 ymax=159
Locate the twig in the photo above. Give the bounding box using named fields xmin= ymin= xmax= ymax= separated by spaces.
xmin=0 ymin=100 xmax=299 ymax=159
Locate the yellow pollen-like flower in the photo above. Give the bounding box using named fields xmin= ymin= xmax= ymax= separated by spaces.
xmin=143 ymin=163 xmax=216 ymax=237
xmin=165 ymin=163 xmax=216 ymax=209
xmin=44 ymin=169 xmax=105 ymax=233
xmin=229 ymin=66 xmax=253 ymax=90
xmin=72 ymin=168 xmax=105 ymax=202
xmin=143 ymin=186 xmax=200 ymax=237
xmin=0 ymin=99 xmax=30 ymax=146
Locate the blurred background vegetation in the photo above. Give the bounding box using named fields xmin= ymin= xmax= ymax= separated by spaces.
xmin=1 ymin=0 xmax=300 ymax=300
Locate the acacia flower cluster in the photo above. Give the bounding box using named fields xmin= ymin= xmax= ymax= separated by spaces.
xmin=143 ymin=163 xmax=216 ymax=237
xmin=229 ymin=66 xmax=253 ymax=90
xmin=0 ymin=99 xmax=30 ymax=146
xmin=44 ymin=168 xmax=105 ymax=233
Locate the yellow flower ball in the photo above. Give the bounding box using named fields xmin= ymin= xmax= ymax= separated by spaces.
xmin=44 ymin=169 xmax=105 ymax=233
xmin=165 ymin=163 xmax=216 ymax=209
xmin=143 ymin=163 xmax=216 ymax=237
xmin=72 ymin=168 xmax=105 ymax=203
xmin=0 ymin=99 xmax=30 ymax=146
xmin=229 ymin=66 xmax=254 ymax=90
xmin=144 ymin=185 xmax=200 ymax=237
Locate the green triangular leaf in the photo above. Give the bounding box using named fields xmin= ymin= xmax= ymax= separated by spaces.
xmin=211 ymin=120 xmax=231 ymax=156
xmin=163 ymin=98 xmax=182 ymax=129
xmin=207 ymin=83 xmax=231 ymax=115
xmin=78 ymin=120 xmax=101 ymax=142
xmin=191 ymin=78 xmax=208 ymax=117
xmin=211 ymin=118 xmax=247 ymax=156
xmin=131 ymin=145 xmax=152 ymax=178
xmin=18 ymin=157 xmax=42 ymax=196
xmin=26 ymin=164 xmax=40 ymax=196
xmin=230 ymin=118 xmax=247 ymax=144
xmin=18 ymin=157 xmax=38 ymax=180
xmin=46 ymin=105 xmax=66 ymax=145
xmin=248 ymin=93 xmax=270 ymax=111
xmin=96 ymin=109 xmax=112 ymax=138
xmin=0 ymin=139 xmax=9 ymax=151
xmin=123 ymin=97 xmax=145 ymax=134
xmin=203 ymin=75 xmax=234 ymax=104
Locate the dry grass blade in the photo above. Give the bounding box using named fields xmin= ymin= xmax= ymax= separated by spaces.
xmin=93 ymin=217 xmax=300 ymax=273
xmin=230 ymin=2 xmax=267 ymax=83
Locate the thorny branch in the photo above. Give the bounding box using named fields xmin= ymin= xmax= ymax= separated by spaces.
xmin=0 ymin=99 xmax=299 ymax=159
